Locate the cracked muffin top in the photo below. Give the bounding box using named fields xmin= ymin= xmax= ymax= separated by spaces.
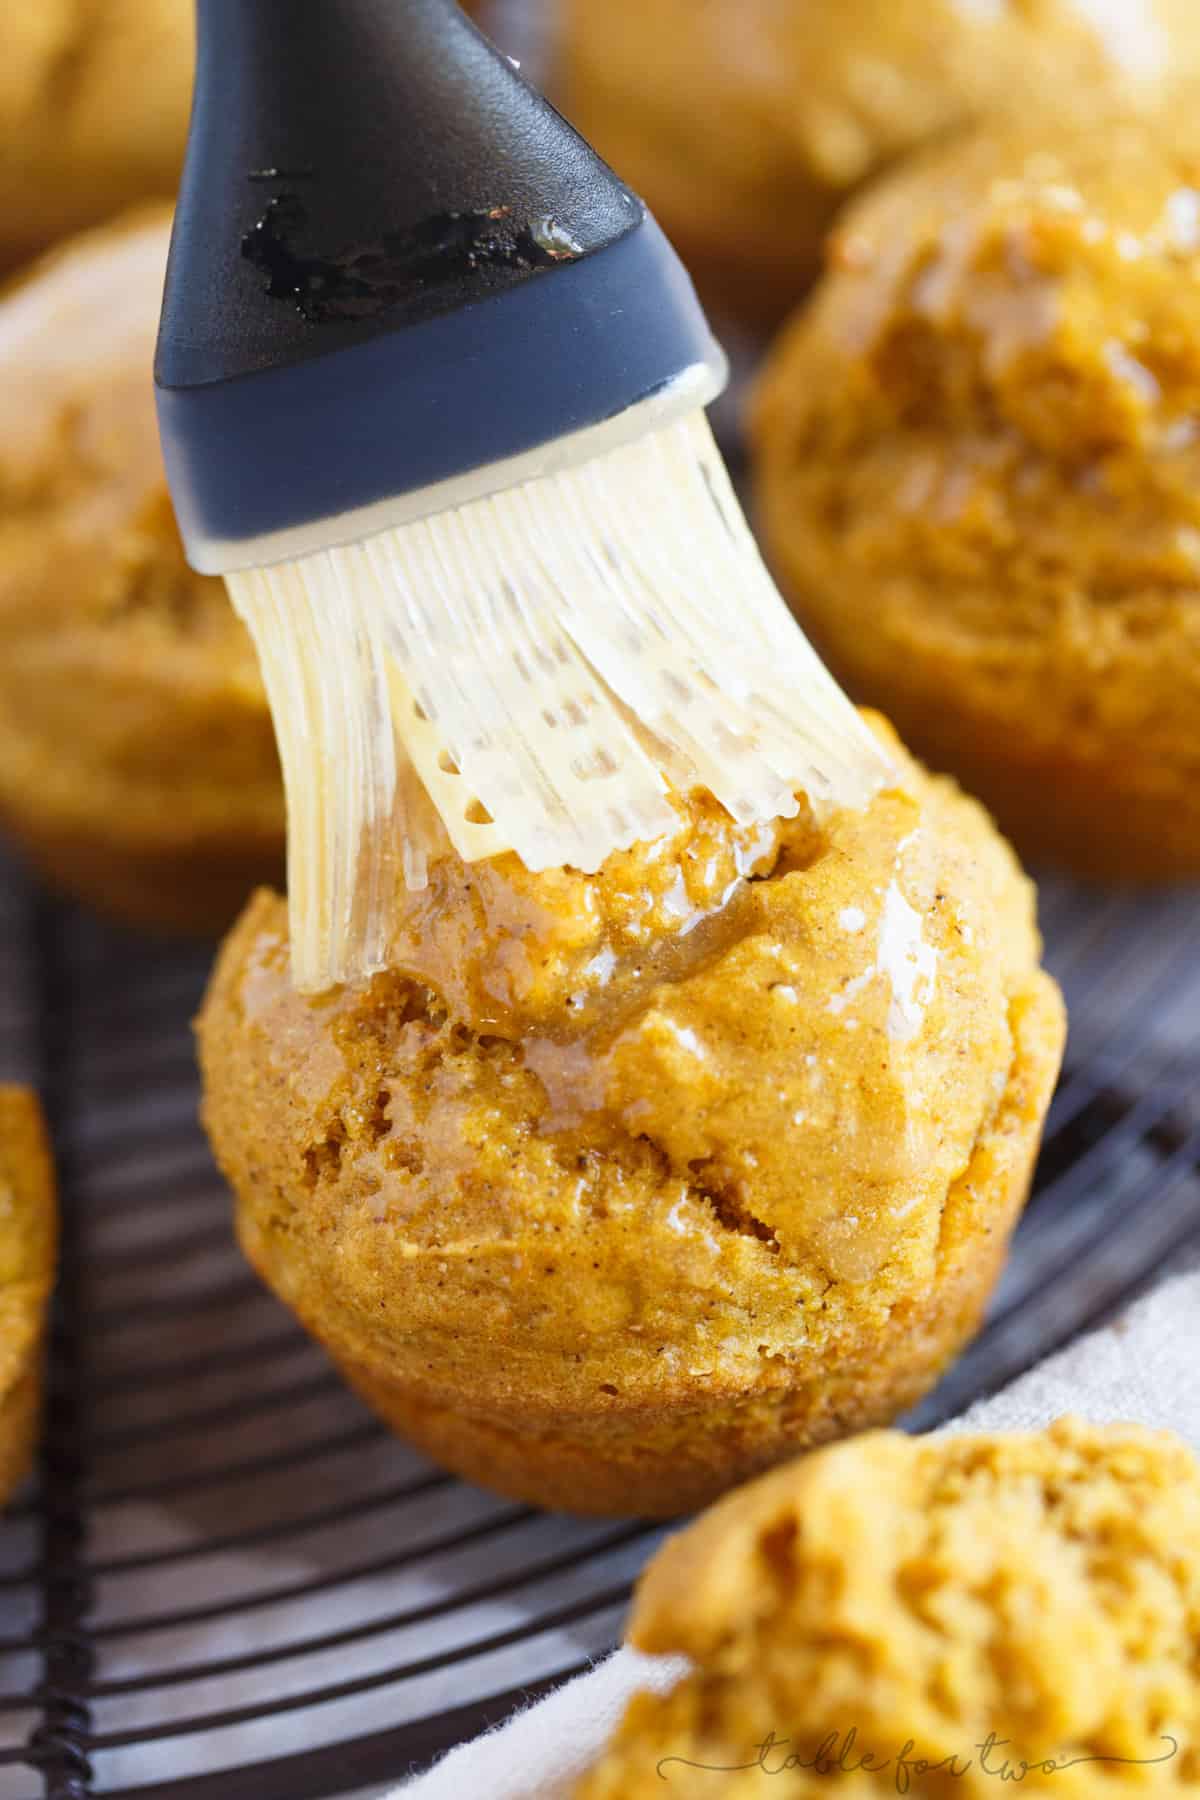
xmin=574 ymin=1418 xmax=1200 ymax=1796
xmin=753 ymin=108 xmax=1200 ymax=722
xmin=751 ymin=107 xmax=1200 ymax=877
xmin=199 ymin=715 xmax=1061 ymax=1413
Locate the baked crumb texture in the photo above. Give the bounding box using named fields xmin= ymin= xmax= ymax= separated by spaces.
xmin=199 ymin=717 xmax=1064 ymax=1516
xmin=0 ymin=209 xmax=284 ymax=931
xmin=754 ymin=110 xmax=1200 ymax=879
xmin=0 ymin=1089 xmax=56 ymax=1506
xmin=557 ymin=0 xmax=1200 ymax=328
xmin=574 ymin=1419 xmax=1200 ymax=1796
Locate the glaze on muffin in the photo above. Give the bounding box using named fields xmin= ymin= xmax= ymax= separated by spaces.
xmin=199 ymin=718 xmax=1063 ymax=1516
xmin=753 ymin=112 xmax=1200 ymax=878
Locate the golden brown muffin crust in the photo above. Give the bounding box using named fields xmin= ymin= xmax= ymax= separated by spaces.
xmin=199 ymin=720 xmax=1064 ymax=1515
xmin=558 ymin=0 xmax=1200 ymax=325
xmin=0 ymin=2 xmax=191 ymax=270
xmin=574 ymin=1419 xmax=1200 ymax=1797
xmin=754 ymin=111 xmax=1200 ymax=878
xmin=0 ymin=1089 xmax=57 ymax=1506
xmin=0 ymin=208 xmax=284 ymax=931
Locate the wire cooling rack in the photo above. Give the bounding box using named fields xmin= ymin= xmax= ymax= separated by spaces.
xmin=0 ymin=5 xmax=1198 ymax=1794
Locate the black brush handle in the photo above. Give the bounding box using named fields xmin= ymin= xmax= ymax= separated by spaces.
xmin=158 ymin=0 xmax=639 ymax=383
xmin=155 ymin=0 xmax=724 ymax=571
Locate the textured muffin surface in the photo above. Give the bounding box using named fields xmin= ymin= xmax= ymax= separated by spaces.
xmin=574 ymin=1418 xmax=1200 ymax=1796
xmin=0 ymin=1089 xmax=56 ymax=1506
xmin=754 ymin=112 xmax=1200 ymax=878
xmin=0 ymin=208 xmax=284 ymax=930
xmin=199 ymin=721 xmax=1063 ymax=1515
xmin=0 ymin=1 xmax=191 ymax=269
xmin=558 ymin=0 xmax=1200 ymax=323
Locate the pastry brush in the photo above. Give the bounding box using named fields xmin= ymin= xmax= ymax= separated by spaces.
xmin=155 ymin=0 xmax=890 ymax=992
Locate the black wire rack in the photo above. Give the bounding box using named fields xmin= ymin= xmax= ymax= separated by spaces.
xmin=0 ymin=5 xmax=1198 ymax=1792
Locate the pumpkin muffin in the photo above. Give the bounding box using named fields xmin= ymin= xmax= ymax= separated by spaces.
xmin=574 ymin=1419 xmax=1200 ymax=1796
xmin=198 ymin=717 xmax=1064 ymax=1518
xmin=557 ymin=0 xmax=1200 ymax=329
xmin=0 ymin=207 xmax=284 ymax=933
xmin=754 ymin=112 xmax=1200 ymax=881
xmin=0 ymin=1 xmax=192 ymax=272
xmin=0 ymin=1090 xmax=57 ymax=1506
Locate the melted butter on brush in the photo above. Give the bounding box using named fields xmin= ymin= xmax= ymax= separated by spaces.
xmin=227 ymin=410 xmax=892 ymax=994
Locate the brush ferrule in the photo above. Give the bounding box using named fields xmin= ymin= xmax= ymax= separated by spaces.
xmin=159 ymin=217 xmax=726 ymax=575
xmin=154 ymin=0 xmax=726 ymax=575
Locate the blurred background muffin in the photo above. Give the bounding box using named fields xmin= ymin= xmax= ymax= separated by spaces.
xmin=0 ymin=2 xmax=192 ymax=273
xmin=0 ymin=1089 xmax=56 ymax=1507
xmin=199 ymin=720 xmax=1064 ymax=1518
xmin=0 ymin=208 xmax=284 ymax=933
xmin=574 ymin=1419 xmax=1200 ymax=1797
xmin=557 ymin=0 xmax=1200 ymax=329
xmin=753 ymin=110 xmax=1200 ymax=882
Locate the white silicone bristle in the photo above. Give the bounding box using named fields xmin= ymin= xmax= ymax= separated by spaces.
xmin=227 ymin=410 xmax=893 ymax=993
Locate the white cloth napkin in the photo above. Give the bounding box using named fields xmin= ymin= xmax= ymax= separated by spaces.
xmin=398 ymin=1265 xmax=1200 ymax=1799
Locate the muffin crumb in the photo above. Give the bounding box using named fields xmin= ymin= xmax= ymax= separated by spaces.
xmin=575 ymin=1419 xmax=1200 ymax=1796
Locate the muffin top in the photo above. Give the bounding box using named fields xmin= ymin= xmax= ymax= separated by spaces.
xmin=560 ymin=0 xmax=1200 ymax=265
xmin=753 ymin=109 xmax=1200 ymax=766
xmin=0 ymin=208 xmax=277 ymax=842
xmin=574 ymin=1418 xmax=1200 ymax=1797
xmin=0 ymin=2 xmax=191 ymax=268
xmin=200 ymin=718 xmax=1061 ymax=1408
xmin=0 ymin=207 xmax=234 ymax=649
xmin=0 ymin=1088 xmax=56 ymax=1398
